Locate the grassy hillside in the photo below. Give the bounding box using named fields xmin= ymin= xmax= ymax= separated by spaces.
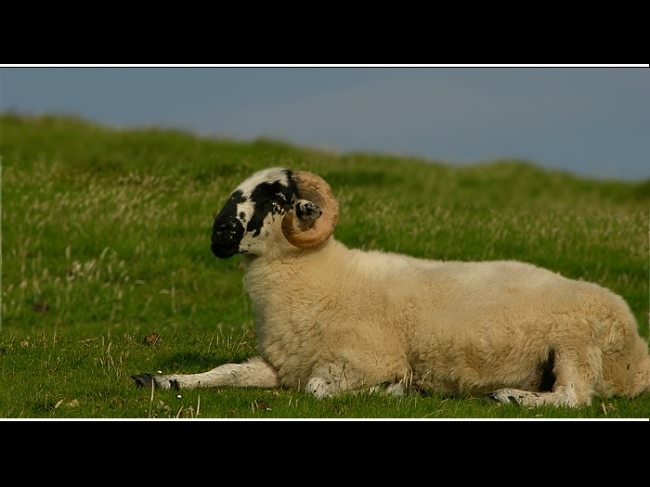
xmin=1 ymin=113 xmax=649 ymax=419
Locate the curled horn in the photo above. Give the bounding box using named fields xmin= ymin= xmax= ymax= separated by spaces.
xmin=282 ymin=171 xmax=339 ymax=248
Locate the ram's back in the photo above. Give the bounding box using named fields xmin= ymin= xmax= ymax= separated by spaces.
xmin=330 ymin=245 xmax=635 ymax=394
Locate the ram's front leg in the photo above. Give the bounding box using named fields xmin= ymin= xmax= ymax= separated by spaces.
xmin=132 ymin=356 xmax=279 ymax=390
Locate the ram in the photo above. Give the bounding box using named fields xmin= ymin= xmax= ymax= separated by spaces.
xmin=133 ymin=167 xmax=650 ymax=407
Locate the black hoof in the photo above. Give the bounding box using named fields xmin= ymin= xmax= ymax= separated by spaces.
xmin=132 ymin=374 xmax=155 ymax=389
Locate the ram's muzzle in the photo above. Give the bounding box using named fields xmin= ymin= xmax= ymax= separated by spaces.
xmin=211 ymin=215 xmax=244 ymax=258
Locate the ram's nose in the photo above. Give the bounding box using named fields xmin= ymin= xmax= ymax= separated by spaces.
xmin=211 ymin=218 xmax=245 ymax=258
xmin=212 ymin=220 xmax=239 ymax=244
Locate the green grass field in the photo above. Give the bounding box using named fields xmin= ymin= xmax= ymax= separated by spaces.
xmin=1 ymin=113 xmax=649 ymax=419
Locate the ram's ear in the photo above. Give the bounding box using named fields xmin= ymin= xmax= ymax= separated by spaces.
xmin=294 ymin=199 xmax=322 ymax=230
xmin=282 ymin=200 xmax=321 ymax=236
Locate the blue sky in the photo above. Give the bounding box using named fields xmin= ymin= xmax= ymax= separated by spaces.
xmin=1 ymin=66 xmax=648 ymax=181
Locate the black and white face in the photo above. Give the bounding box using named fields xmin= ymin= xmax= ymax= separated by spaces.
xmin=211 ymin=168 xmax=298 ymax=258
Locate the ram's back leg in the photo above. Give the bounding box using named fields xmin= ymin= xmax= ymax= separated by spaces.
xmin=132 ymin=356 xmax=279 ymax=390
xmin=486 ymin=344 xmax=601 ymax=408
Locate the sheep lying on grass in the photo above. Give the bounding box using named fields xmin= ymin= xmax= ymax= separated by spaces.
xmin=132 ymin=168 xmax=650 ymax=407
